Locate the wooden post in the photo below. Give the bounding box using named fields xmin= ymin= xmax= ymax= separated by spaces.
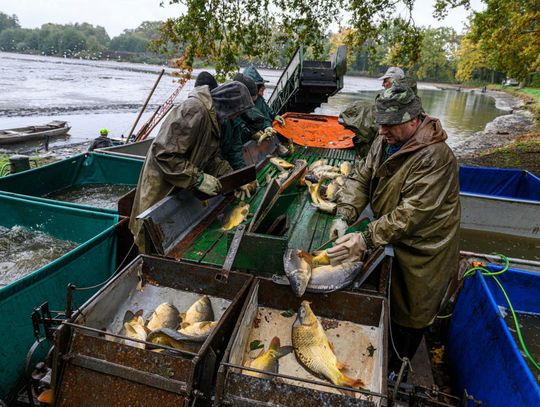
xmin=126 ymin=68 xmax=165 ymax=143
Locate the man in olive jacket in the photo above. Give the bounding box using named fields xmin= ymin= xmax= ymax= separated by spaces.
xmin=327 ymin=83 xmax=460 ymax=376
xmin=129 ymin=82 xmax=254 ymax=253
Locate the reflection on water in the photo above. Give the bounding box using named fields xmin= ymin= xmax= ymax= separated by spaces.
xmin=0 ymin=225 xmax=78 ymax=286
xmin=502 ymin=310 xmax=540 ymax=383
xmin=319 ymin=89 xmax=507 ymax=148
xmin=44 ymin=183 xmax=135 ymax=210
xmin=460 ymin=228 xmax=540 ymax=261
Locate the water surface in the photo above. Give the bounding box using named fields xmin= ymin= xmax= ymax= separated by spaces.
xmin=0 ymin=225 xmax=78 ymax=286
xmin=44 ymin=183 xmax=135 ymax=210
xmin=0 ymin=52 xmax=507 ymax=154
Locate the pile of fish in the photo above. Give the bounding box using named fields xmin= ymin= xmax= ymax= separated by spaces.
xmin=303 ymin=159 xmax=352 ymax=214
xmin=119 ymin=295 xmax=217 ymax=350
xmin=244 ymin=301 xmax=364 ymax=389
xmin=282 ymin=248 xmax=363 ymax=296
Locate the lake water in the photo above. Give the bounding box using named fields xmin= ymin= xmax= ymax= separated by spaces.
xmin=0 ymin=52 xmax=509 ymax=154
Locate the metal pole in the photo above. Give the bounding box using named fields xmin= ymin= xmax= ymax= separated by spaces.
xmin=126 ymin=68 xmax=165 ymax=143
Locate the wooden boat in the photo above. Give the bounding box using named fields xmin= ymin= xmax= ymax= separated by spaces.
xmin=0 ymin=120 xmax=70 ymax=145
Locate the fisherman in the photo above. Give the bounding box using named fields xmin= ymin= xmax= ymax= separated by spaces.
xmin=233 ymin=72 xmax=267 ymax=143
xmin=327 ymin=82 xmax=460 ymax=379
xmin=129 ymin=81 xmax=254 ymax=253
xmin=379 ymin=66 xmax=405 ymax=89
xmin=243 ymin=65 xmax=289 ymax=156
xmin=194 ymin=71 xmax=219 ymax=90
xmin=88 ymin=128 xmax=113 ymax=151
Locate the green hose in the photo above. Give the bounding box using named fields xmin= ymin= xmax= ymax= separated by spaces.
xmin=463 ymin=254 xmax=540 ymax=372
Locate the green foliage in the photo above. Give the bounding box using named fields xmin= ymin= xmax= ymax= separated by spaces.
xmin=0 ymin=12 xmax=19 ymax=32
xmin=456 ymin=0 xmax=539 ymax=83
xmin=412 ymin=27 xmax=458 ymax=81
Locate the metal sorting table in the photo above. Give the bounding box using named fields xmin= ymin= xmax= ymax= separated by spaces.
xmin=215 ymin=277 xmax=388 ymax=406
xmin=52 ymin=254 xmax=253 ymax=406
xmin=179 ymin=149 xmax=358 ymax=271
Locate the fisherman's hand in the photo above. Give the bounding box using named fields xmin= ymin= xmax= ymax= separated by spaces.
xmin=195 ymin=173 xmax=222 ymax=196
xmin=258 ymin=127 xmax=277 ymax=145
xmin=327 ymin=232 xmax=367 ymax=263
xmin=252 ymin=130 xmax=265 ymax=142
xmin=274 ymin=115 xmax=285 ymax=125
xmin=329 ymin=217 xmax=348 ymax=239
xmin=234 ymin=180 xmax=259 ymax=201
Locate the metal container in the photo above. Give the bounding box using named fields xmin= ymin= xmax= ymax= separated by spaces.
xmin=215 ymin=277 xmax=388 ymax=406
xmin=52 ymin=254 xmax=253 ymax=406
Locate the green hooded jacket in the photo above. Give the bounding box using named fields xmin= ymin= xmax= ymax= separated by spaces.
xmin=129 ymin=86 xmax=232 ymax=253
xmin=243 ymin=65 xmax=276 ymax=125
xmin=221 ymin=118 xmax=246 ymax=170
xmin=337 ymin=115 xmax=461 ymax=328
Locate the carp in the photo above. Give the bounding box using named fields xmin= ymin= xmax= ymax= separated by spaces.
xmin=307 ymin=261 xmax=364 ymax=293
xmin=178 ymin=321 xmax=218 ymax=341
xmin=292 ymin=301 xmax=364 ymax=388
xmin=283 ymin=248 xmax=312 ymax=297
xmin=308 ymin=159 xmax=328 ymax=172
xmin=123 ymin=315 xmax=148 ymax=349
xmin=222 ymin=202 xmax=250 ymax=231
xmin=305 ymin=179 xmax=336 ymax=214
xmin=270 ymin=157 xmax=295 ymax=172
xmin=146 ymin=303 xmax=180 ymax=331
xmin=243 ymin=336 xmax=293 ymax=378
xmin=182 ymin=295 xmax=214 ymax=325
xmin=340 ymin=161 xmax=352 ymax=176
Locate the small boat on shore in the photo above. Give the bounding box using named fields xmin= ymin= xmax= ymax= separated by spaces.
xmin=0 ymin=120 xmax=70 ymax=145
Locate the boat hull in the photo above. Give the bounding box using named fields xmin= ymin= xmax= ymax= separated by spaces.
xmin=0 ymin=121 xmax=70 ymax=145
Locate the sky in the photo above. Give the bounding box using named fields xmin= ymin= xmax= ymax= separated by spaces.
xmin=0 ymin=0 xmax=485 ymax=38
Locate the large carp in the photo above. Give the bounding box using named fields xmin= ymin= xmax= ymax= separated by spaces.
xmin=283 ymin=249 xmax=312 ymax=297
xmin=292 ymin=301 xmax=364 ymax=388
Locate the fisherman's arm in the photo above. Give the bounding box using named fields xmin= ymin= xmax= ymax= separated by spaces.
xmin=366 ymin=154 xmax=457 ymax=248
xmin=335 ymin=152 xmax=375 ymax=224
xmin=152 ymin=106 xmax=208 ymax=188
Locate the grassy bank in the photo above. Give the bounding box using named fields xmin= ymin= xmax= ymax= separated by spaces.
xmin=461 ymin=86 xmax=540 ymax=176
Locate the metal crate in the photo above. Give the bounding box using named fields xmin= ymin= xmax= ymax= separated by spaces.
xmin=215 ymin=277 xmax=388 ymax=406
xmin=52 ymin=254 xmax=253 ymax=406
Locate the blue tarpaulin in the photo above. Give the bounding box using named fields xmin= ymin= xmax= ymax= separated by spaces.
xmin=447 ymin=266 xmax=540 ymax=406
xmin=460 ymin=166 xmax=540 ymax=201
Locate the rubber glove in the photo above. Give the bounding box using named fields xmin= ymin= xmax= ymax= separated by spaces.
xmin=274 ymin=115 xmax=285 ymax=125
xmin=326 ymin=232 xmax=367 ymax=263
xmin=329 ymin=217 xmax=348 ymax=239
xmin=258 ymin=127 xmax=277 ymax=145
xmin=195 ymin=173 xmax=222 ymax=196
xmin=252 ymin=130 xmax=265 ymax=142
xmin=235 ymin=180 xmax=259 ymax=200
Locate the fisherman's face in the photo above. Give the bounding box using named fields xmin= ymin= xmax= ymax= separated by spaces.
xmin=382 ymin=78 xmax=393 ymax=89
xmin=258 ymin=85 xmax=265 ymax=97
xmin=378 ymin=117 xmax=421 ymax=145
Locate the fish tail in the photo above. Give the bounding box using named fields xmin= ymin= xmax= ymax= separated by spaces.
xmin=337 ymin=373 xmax=364 ymax=389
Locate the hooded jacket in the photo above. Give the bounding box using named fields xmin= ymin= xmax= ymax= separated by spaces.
xmin=129 ymin=86 xmax=234 ymax=253
xmin=243 ymin=65 xmax=276 ymax=126
xmin=337 ymin=115 xmax=461 ymax=328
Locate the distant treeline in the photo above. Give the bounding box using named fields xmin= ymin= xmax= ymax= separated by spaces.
xmin=0 ymin=12 xmax=165 ymax=64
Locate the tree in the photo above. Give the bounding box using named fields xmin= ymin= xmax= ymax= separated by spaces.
xmin=0 ymin=12 xmax=19 ymax=32
xmin=157 ymin=0 xmax=470 ymax=77
xmin=456 ymin=0 xmax=539 ymax=83
xmin=413 ymin=27 xmax=459 ymax=81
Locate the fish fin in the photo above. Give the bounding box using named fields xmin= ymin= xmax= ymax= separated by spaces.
xmin=134 ymin=309 xmax=144 ymax=318
xmin=37 ymin=389 xmax=54 ymax=404
xmin=269 ymin=336 xmax=281 ymax=351
xmin=328 ymin=340 xmax=335 ymax=353
xmin=277 ymin=346 xmax=294 ymax=358
xmin=297 ymin=250 xmax=313 ymax=266
xmin=179 ymin=312 xmax=186 ymax=322
xmin=180 ymin=321 xmax=190 ymax=329
xmin=338 ymin=374 xmax=364 ymax=389
xmin=335 ymin=360 xmax=348 ymax=371
xmin=122 ymin=310 xmax=135 ymax=324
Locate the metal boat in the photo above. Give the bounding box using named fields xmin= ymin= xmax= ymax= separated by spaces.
xmin=0 ymin=120 xmax=70 ymax=144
